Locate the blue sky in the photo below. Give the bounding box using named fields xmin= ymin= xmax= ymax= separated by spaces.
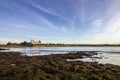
xmin=0 ymin=0 xmax=120 ymax=44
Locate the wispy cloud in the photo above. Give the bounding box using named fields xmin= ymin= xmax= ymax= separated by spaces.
xmin=29 ymin=1 xmax=71 ymax=22
xmin=1 ymin=0 xmax=120 ymax=44
xmin=105 ymin=13 xmax=120 ymax=32
xmin=89 ymin=12 xmax=120 ymax=43
xmin=91 ymin=19 xmax=102 ymax=28
xmin=0 ymin=1 xmax=64 ymax=34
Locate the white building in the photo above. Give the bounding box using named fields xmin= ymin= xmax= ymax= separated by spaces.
xmin=31 ymin=39 xmax=41 ymax=45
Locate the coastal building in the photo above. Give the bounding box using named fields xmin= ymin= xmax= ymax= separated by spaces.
xmin=31 ymin=39 xmax=41 ymax=45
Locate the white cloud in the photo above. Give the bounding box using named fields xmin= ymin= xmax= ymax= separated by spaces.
xmin=91 ymin=19 xmax=102 ymax=28
xmin=61 ymin=27 xmax=68 ymax=33
xmin=105 ymin=13 xmax=120 ymax=32
xmin=90 ymin=13 xmax=120 ymax=43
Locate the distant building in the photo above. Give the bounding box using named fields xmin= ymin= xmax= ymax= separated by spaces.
xmin=31 ymin=39 xmax=41 ymax=45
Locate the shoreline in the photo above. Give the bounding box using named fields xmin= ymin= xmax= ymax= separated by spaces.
xmin=0 ymin=51 xmax=120 ymax=80
xmin=1 ymin=45 xmax=120 ymax=50
xmin=0 ymin=48 xmax=9 ymax=50
xmin=1 ymin=44 xmax=120 ymax=48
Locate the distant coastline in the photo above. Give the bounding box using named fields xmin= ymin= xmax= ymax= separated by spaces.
xmin=1 ymin=43 xmax=120 ymax=48
xmin=1 ymin=40 xmax=120 ymax=48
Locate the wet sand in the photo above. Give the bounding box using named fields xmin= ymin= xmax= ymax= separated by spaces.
xmin=0 ymin=51 xmax=120 ymax=80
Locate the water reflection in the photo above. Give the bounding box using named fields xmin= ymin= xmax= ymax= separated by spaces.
xmin=67 ymin=52 xmax=120 ymax=66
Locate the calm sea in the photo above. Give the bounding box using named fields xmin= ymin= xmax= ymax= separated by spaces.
xmin=1 ymin=46 xmax=120 ymax=66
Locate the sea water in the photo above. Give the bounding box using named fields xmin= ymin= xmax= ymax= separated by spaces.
xmin=1 ymin=46 xmax=120 ymax=66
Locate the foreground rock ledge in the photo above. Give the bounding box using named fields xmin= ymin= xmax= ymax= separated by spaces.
xmin=0 ymin=51 xmax=120 ymax=80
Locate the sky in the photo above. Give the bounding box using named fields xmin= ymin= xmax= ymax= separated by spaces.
xmin=0 ymin=0 xmax=120 ymax=44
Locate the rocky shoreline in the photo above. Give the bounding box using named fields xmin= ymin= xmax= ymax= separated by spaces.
xmin=0 ymin=51 xmax=120 ymax=80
